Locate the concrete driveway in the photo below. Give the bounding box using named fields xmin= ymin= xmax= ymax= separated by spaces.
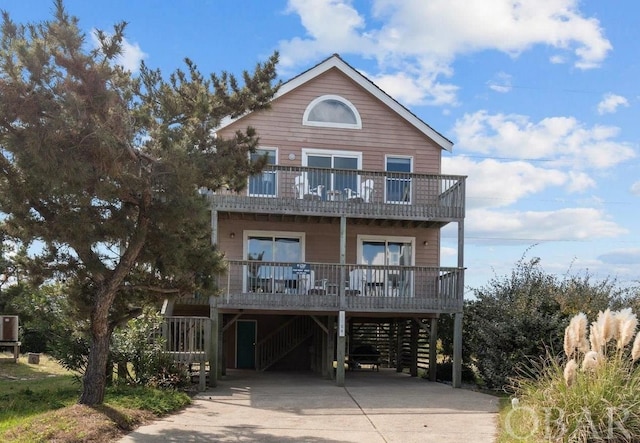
xmin=118 ymin=369 xmax=499 ymax=442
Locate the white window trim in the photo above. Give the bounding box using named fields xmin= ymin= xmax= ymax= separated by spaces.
xmin=355 ymin=235 xmax=416 ymax=297
xmin=242 ymin=230 xmax=307 ymax=293
xmin=356 ymin=235 xmax=416 ymax=266
xmin=247 ymin=146 xmax=278 ymax=197
xmin=384 ymin=154 xmax=413 ymax=205
xmin=301 ymin=148 xmax=362 ymax=168
xmin=243 ymin=230 xmax=307 ymax=261
xmin=302 ymin=94 xmax=362 ymax=129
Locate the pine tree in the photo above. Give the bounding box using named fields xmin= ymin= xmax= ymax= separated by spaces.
xmin=0 ymin=0 xmax=278 ymax=405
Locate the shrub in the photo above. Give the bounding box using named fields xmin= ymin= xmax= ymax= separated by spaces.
xmin=508 ymin=309 xmax=640 ymax=442
xmin=464 ymin=253 xmax=629 ymax=390
xmin=145 ymin=354 xmax=191 ymax=390
xmin=465 ymin=257 xmax=567 ymax=389
xmin=111 ymin=309 xmax=190 ymax=389
xmin=435 ymin=361 xmax=476 ymax=383
xmin=48 ymin=328 xmax=90 ymax=374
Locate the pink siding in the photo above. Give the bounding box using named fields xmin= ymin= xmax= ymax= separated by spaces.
xmin=218 ymin=68 xmax=442 ymax=174
xmin=218 ymin=219 xmax=440 ymax=267
xmin=215 ymin=67 xmax=446 ymax=269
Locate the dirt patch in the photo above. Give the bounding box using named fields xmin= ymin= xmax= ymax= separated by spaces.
xmin=3 ymin=404 xmax=155 ymax=442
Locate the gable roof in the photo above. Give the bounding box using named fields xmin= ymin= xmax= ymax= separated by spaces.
xmin=221 ymin=54 xmax=454 ymax=152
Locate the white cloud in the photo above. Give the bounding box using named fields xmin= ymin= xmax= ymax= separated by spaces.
xmin=598 ymin=249 xmax=640 ymax=265
xmin=371 ymin=0 xmax=611 ymax=68
xmin=443 ymin=156 xmax=567 ymax=209
xmin=90 ymin=29 xmax=147 ymax=73
xmin=631 ymin=181 xmax=640 ymax=196
xmin=280 ymin=0 xmax=611 ymax=104
xmin=364 ymin=70 xmax=458 ymax=106
xmin=466 ymin=207 xmax=627 ymax=243
xmin=443 ymin=111 xmax=634 ymax=215
xmin=451 ymin=111 xmax=636 ymax=169
xmin=279 ymin=0 xmax=374 ymax=69
xmin=116 ymin=39 xmax=147 ymax=73
xmin=597 ymin=93 xmax=629 ymax=115
xmin=566 ymin=171 xmax=596 ymax=193
xmin=440 ymin=246 xmax=458 ymax=259
xmin=487 ymin=72 xmax=512 ymax=93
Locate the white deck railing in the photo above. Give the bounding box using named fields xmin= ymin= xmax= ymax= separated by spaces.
xmin=159 ymin=316 xmax=211 ymax=390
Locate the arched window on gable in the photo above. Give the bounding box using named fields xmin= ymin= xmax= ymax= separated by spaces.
xmin=302 ymin=95 xmax=362 ymax=129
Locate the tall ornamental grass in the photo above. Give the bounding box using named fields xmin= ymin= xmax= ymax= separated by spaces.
xmin=507 ymin=309 xmax=640 ymax=442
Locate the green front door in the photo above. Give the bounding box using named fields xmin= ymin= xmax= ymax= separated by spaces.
xmin=236 ymin=320 xmax=256 ymax=369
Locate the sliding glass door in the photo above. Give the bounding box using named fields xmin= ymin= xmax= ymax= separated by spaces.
xmin=245 ymin=233 xmax=304 ymax=293
xmin=303 ymin=149 xmax=361 ymax=200
xmin=358 ymin=236 xmax=414 ymax=296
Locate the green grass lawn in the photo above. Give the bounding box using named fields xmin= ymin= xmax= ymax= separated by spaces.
xmin=0 ymin=353 xmax=191 ymax=442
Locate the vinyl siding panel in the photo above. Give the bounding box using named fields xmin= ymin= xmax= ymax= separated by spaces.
xmin=218 ymin=219 xmax=440 ymax=268
xmin=219 ymin=68 xmax=442 ymax=174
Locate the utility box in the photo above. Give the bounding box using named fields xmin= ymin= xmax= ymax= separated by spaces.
xmin=0 ymin=315 xmax=19 ymax=342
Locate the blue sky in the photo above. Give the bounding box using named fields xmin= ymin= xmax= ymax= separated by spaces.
xmin=3 ymin=0 xmax=639 ymax=294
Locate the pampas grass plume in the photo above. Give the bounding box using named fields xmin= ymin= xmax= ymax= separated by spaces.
xmin=564 ymin=313 xmax=589 ymax=357
xmin=590 ymin=322 xmax=603 ymax=354
xmin=564 ymin=358 xmax=578 ymax=386
xmin=632 ymin=331 xmax=640 ymax=362
xmin=564 ymin=325 xmax=575 ymax=358
xmin=572 ymin=313 xmax=589 ymax=353
xmin=616 ymin=308 xmax=637 ymax=350
xmin=597 ymin=308 xmax=618 ymax=344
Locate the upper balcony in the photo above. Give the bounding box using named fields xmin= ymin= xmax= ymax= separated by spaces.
xmin=209 ymin=166 xmax=466 ymax=224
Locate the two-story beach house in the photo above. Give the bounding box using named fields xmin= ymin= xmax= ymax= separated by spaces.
xmin=161 ymin=54 xmax=466 ymax=389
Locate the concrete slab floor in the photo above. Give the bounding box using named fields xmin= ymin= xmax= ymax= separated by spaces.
xmin=118 ymin=369 xmax=499 ymax=443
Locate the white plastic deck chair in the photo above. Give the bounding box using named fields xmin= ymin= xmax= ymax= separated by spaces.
xmin=360 ymin=179 xmax=374 ymax=203
xmin=344 ymin=187 xmax=358 ymax=199
xmin=295 ymin=173 xmax=324 ymax=200
xmin=349 ymin=268 xmax=365 ymax=295
xmin=297 ymin=270 xmax=315 ymax=294
xmin=308 ymin=184 xmax=324 ymax=200
xmin=294 ymin=174 xmax=309 ymax=199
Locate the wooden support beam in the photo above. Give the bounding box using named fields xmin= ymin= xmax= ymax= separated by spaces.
xmin=336 ymin=311 xmax=346 ymax=386
xmin=321 ymin=319 xmax=328 ymax=377
xmin=326 ymin=316 xmax=335 ymax=379
xmin=217 ymin=312 xmax=225 ymax=378
xmin=429 ymin=317 xmax=438 ymax=382
xmin=396 ymin=320 xmax=404 ymax=373
xmin=208 ymin=306 xmax=219 ymax=388
xmin=310 ymin=315 xmax=328 ymax=334
xmin=452 ymin=312 xmax=463 ymax=388
xmin=222 ymin=312 xmax=244 ymax=333
xmin=410 ymin=320 xmax=419 ymax=377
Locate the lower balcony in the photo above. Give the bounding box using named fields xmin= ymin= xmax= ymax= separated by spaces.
xmin=208 ymin=260 xmax=464 ymax=314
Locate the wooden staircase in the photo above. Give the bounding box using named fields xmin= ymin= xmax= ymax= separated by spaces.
xmin=256 ymin=316 xmax=314 ymax=371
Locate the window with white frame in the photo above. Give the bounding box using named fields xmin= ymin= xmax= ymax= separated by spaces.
xmin=385 ymin=156 xmax=412 ymax=204
xmin=248 ymin=148 xmax=277 ymax=197
xmin=302 ymin=148 xmax=362 ymax=200
xmin=356 ymin=235 xmax=415 ymax=297
xmin=244 ymin=231 xmax=305 ymax=293
xmin=303 ymin=95 xmax=362 ymax=129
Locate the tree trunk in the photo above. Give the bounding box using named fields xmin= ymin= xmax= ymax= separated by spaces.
xmin=78 ymin=211 xmax=150 ymax=405
xmin=79 ymin=290 xmax=115 ymax=405
xmin=79 ymin=324 xmax=111 ymax=405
